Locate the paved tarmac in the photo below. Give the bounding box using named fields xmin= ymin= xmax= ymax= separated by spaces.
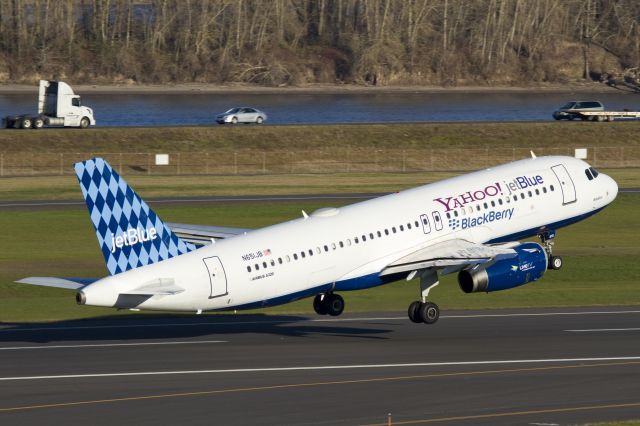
xmin=1 ymin=307 xmax=639 ymax=425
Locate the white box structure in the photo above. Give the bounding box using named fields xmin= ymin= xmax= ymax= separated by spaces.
xmin=574 ymin=148 xmax=588 ymax=160
xmin=155 ymin=154 xmax=169 ymax=165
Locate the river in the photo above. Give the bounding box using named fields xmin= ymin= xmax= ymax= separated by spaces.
xmin=1 ymin=91 xmax=638 ymax=126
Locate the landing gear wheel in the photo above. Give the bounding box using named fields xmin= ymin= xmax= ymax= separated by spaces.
xmin=549 ymin=256 xmax=563 ymax=270
xmin=325 ymin=294 xmax=344 ymax=317
xmin=313 ymin=294 xmax=327 ymax=315
xmin=419 ymin=302 xmax=440 ymax=324
xmin=408 ymin=301 xmax=422 ymax=323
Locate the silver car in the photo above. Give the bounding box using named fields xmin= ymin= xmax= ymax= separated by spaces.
xmin=553 ymin=101 xmax=604 ymax=120
xmin=216 ymin=107 xmax=267 ymax=124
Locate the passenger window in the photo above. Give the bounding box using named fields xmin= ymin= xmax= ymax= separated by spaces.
xmin=324 ymin=245 xmax=329 ymax=251
xmin=498 ymin=198 xmax=503 ymax=205
xmin=293 ymin=254 xmax=298 ymax=260
xmin=278 ymin=258 xmax=283 ymax=264
xmin=308 ymin=249 xmax=313 ymax=256
xmin=392 ymin=227 xmax=396 ymax=233
xmin=399 ymin=225 xmax=404 ymax=231
xmin=476 ymin=205 xmax=481 ymax=211
xmin=528 ymin=191 xmax=532 ymax=197
xmin=446 ymin=212 xmax=451 ymax=219
xmin=535 ymin=189 xmax=540 ymax=195
xmin=247 ymin=266 xmax=251 ymax=272
xmin=286 ymin=255 xmax=291 ymax=262
xmin=346 ymin=239 xmax=352 ymax=246
xmin=301 ymin=251 xmax=305 ymax=258
xmin=363 ymin=235 xmax=367 ymax=241
xmin=490 ymin=201 xmax=495 ymax=207
xmin=483 ymin=202 xmax=488 ymax=209
xmin=550 ymin=185 xmax=555 ymax=191
xmin=377 ymin=231 xmax=382 ymax=237
xmin=332 ymin=243 xmax=337 ymax=249
xmin=543 ymin=187 xmax=547 ymax=193
xmin=415 ymin=221 xmax=419 ymax=227
xmin=271 ymin=260 xmax=275 ymax=266
xmin=255 ymin=264 xmax=260 ymax=270
xmin=453 ymin=211 xmax=458 ymax=217
xmin=369 ymin=233 xmax=374 ymax=239
xmin=316 ymin=247 xmax=321 ymax=254
xmin=385 ymin=229 xmax=389 ymax=235
xmin=339 ymin=241 xmax=344 ymax=248
xmin=263 ymin=262 xmax=267 ymax=268
xmin=520 ymin=193 xmax=525 ymax=200
xmin=354 ymin=238 xmax=359 ymax=244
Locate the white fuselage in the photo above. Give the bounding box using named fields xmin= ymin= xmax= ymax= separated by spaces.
xmin=81 ymin=156 xmax=618 ymax=311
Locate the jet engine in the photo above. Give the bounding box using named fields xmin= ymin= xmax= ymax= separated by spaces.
xmin=458 ymin=242 xmax=547 ymax=293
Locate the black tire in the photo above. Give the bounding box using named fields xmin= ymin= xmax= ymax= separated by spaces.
xmin=408 ymin=301 xmax=422 ymax=323
xmin=419 ymin=302 xmax=439 ymax=324
xmin=313 ymin=294 xmax=327 ymax=315
xmin=549 ymin=256 xmax=563 ymax=270
xmin=21 ymin=117 xmax=32 ymax=129
xmin=325 ymin=294 xmax=345 ymax=317
xmin=256 ymin=116 xmax=263 ymax=124
xmin=231 ymin=116 xmax=238 ymax=124
xmin=32 ymin=117 xmax=44 ymax=129
xmin=79 ymin=117 xmax=90 ymax=129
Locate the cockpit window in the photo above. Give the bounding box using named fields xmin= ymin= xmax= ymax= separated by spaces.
xmin=585 ymin=168 xmax=594 ymax=180
xmin=590 ymin=167 xmax=599 ymax=178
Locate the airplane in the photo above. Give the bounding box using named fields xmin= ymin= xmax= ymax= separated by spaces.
xmin=17 ymin=154 xmax=618 ymax=324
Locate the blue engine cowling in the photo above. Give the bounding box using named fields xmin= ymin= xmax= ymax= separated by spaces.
xmin=458 ymin=242 xmax=548 ymax=293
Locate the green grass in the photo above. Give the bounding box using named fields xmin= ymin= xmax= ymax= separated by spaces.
xmin=0 ymin=193 xmax=638 ymax=322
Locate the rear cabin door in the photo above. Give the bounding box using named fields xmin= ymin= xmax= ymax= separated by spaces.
xmin=203 ymin=256 xmax=228 ymax=299
xmin=551 ymin=164 xmax=577 ymax=205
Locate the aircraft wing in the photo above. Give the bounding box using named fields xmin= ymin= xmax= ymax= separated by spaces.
xmin=166 ymin=222 xmax=251 ymax=245
xmin=380 ymin=239 xmax=518 ymax=277
xmin=15 ymin=277 xmax=98 ymax=290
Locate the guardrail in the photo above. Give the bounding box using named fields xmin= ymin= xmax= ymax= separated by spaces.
xmin=1 ymin=146 xmax=638 ymax=177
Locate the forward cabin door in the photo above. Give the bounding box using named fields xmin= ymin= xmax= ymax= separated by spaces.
xmin=203 ymin=256 xmax=228 ymax=298
xmin=551 ymin=164 xmax=577 ymax=205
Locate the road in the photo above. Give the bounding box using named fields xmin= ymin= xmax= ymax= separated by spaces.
xmin=1 ymin=307 xmax=639 ymax=425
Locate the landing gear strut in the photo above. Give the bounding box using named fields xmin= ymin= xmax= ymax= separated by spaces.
xmin=313 ymin=293 xmax=344 ymax=317
xmin=407 ymin=269 xmax=440 ymax=324
xmin=539 ymin=229 xmax=563 ymax=270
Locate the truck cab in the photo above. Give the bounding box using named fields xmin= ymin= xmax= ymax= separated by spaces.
xmin=39 ymin=80 xmax=95 ymax=128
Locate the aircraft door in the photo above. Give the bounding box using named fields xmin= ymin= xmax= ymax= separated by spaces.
xmin=551 ymin=164 xmax=577 ymax=205
xmin=203 ymin=256 xmax=228 ymax=299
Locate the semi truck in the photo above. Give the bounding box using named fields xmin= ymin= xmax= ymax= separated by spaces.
xmin=3 ymin=80 xmax=95 ymax=129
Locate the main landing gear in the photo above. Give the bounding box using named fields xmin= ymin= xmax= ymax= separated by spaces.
xmin=313 ymin=292 xmax=344 ymax=316
xmin=407 ymin=269 xmax=440 ymax=324
xmin=540 ymin=230 xmax=563 ymax=270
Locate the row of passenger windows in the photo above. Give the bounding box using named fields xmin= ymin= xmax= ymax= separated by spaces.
xmin=246 ymin=219 xmax=423 ymax=273
xmin=445 ymin=185 xmax=555 ymax=219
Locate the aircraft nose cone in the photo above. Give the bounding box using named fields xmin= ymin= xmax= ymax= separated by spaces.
xmin=604 ymin=174 xmax=618 ymax=201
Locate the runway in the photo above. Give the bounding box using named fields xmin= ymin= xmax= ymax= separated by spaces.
xmin=1 ymin=307 xmax=639 ymax=425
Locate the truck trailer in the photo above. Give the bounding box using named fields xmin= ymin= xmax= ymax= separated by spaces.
xmin=3 ymin=80 xmax=96 ymax=129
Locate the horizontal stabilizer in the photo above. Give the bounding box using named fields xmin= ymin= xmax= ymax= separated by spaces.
xmin=166 ymin=222 xmax=250 ymax=245
xmin=381 ymin=239 xmax=517 ymax=276
xmin=121 ymin=278 xmax=184 ymax=296
xmin=15 ymin=277 xmax=97 ymax=290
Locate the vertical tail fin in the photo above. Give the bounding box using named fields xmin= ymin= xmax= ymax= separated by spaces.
xmin=74 ymin=158 xmax=195 ymax=275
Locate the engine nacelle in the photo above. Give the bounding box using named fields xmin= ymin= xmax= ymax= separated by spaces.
xmin=458 ymin=242 xmax=548 ymax=293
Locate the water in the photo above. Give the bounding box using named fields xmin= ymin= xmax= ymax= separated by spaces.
xmin=1 ymin=91 xmax=639 ymax=127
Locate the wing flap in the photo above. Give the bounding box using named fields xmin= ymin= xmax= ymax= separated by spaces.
xmin=15 ymin=277 xmax=97 ymax=290
xmin=166 ymin=222 xmax=250 ymax=245
xmin=381 ymin=239 xmax=517 ymax=276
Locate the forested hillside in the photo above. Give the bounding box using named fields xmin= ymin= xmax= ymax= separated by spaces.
xmin=1 ymin=0 xmax=639 ymax=86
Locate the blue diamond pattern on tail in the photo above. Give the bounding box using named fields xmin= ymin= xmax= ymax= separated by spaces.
xmin=74 ymin=158 xmax=195 ymax=276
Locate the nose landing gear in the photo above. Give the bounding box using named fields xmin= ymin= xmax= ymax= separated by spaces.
xmin=540 ymin=229 xmax=563 ymax=270
xmin=313 ymin=292 xmax=344 ymax=316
